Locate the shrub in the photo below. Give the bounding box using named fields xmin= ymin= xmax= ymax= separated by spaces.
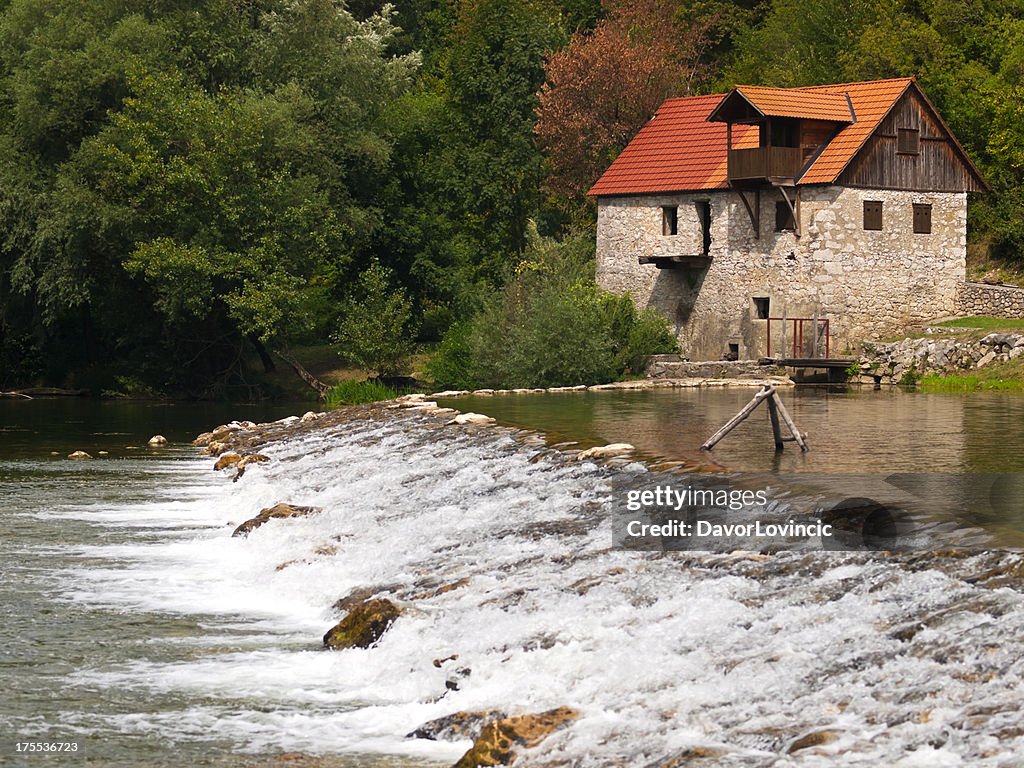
xmin=427 ymin=224 xmax=678 ymax=389
xmin=333 ymin=259 xmax=418 ymax=376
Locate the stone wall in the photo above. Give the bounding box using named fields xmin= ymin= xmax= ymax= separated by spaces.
xmin=645 ymin=355 xmax=786 ymax=379
xmin=851 ymin=332 xmax=1024 ymax=384
xmin=957 ymin=282 xmax=1024 ymax=319
xmin=596 ymin=186 xmax=967 ymax=361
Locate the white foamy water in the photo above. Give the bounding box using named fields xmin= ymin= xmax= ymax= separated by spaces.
xmin=29 ymin=409 xmax=1024 ymax=766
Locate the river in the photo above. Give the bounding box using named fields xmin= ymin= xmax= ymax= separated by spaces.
xmin=2 ymin=391 xmax=1024 ymax=766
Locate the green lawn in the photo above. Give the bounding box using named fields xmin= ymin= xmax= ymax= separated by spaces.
xmin=933 ymin=316 xmax=1024 ymax=330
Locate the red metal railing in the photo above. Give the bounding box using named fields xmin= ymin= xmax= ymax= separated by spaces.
xmin=766 ymin=317 xmax=830 ymax=359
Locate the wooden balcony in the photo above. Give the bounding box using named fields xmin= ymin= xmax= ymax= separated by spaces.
xmin=727 ymin=146 xmax=803 ymax=182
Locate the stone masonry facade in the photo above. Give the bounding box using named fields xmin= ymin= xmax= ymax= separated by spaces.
xmin=596 ymin=186 xmax=967 ymax=361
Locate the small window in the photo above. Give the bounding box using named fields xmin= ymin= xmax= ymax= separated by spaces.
xmin=774 ymin=200 xmax=794 ymax=232
xmin=897 ymin=128 xmax=920 ymax=155
xmin=863 ymin=200 xmax=883 ymax=231
xmin=913 ymin=203 xmax=932 ymax=234
xmin=696 ymin=201 xmax=711 ymax=256
xmin=662 ymin=206 xmax=678 ymax=236
xmin=753 ymin=297 xmax=770 ymax=320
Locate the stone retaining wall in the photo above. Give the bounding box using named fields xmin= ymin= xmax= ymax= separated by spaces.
xmin=957 ymin=282 xmax=1024 ymax=319
xmin=851 ymin=332 xmax=1024 ymax=384
xmin=645 ymin=355 xmax=786 ymax=379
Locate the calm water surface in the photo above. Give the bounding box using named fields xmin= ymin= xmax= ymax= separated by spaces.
xmin=441 ymin=386 xmax=1024 ymax=474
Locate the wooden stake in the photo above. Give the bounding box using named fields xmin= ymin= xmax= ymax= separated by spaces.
xmin=771 ymin=392 xmax=808 ymax=452
xmin=766 ymin=394 xmax=784 ymax=450
xmin=701 ymin=385 xmax=775 ymax=451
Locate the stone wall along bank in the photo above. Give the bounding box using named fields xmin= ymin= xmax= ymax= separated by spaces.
xmin=957 ymin=282 xmax=1024 ymax=319
xmin=851 ymin=332 xmax=1024 ymax=384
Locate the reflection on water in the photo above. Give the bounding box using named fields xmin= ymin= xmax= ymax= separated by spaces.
xmin=442 ymin=387 xmax=1024 ymax=474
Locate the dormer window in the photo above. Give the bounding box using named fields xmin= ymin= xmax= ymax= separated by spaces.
xmin=897 ymin=128 xmax=920 ymax=155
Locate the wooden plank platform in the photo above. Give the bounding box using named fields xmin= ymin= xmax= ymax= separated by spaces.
xmin=766 ymin=357 xmax=856 ymax=370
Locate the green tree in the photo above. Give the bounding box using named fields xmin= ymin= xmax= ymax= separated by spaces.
xmin=334 ymin=258 xmax=418 ymax=376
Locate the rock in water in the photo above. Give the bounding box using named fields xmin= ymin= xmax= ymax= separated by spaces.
xmin=232 ymin=503 xmax=319 ymax=537
xmin=450 ymin=413 xmax=496 ymax=425
xmin=67 ymin=451 xmax=92 ymax=460
xmin=214 ymin=453 xmax=242 ymax=471
xmin=407 ymin=710 xmax=507 ymax=742
xmin=576 ymin=443 xmax=635 ymax=461
xmin=238 ymin=453 xmax=271 ymax=469
xmin=452 ymin=707 xmax=579 ymax=767
xmin=322 ymin=598 xmax=401 ymax=650
xmin=148 ymin=435 xmax=168 ymax=446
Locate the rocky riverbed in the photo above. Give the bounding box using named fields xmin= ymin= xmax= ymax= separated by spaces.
xmin=185 ymin=395 xmax=1024 ymax=767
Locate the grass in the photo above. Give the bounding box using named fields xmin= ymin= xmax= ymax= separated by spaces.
xmin=932 ymin=316 xmax=1024 ymax=331
xmin=324 ymin=379 xmax=399 ymax=406
xmin=918 ymin=357 xmax=1024 ymax=391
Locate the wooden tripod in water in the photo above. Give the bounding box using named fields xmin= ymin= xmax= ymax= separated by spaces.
xmin=701 ymin=385 xmax=808 ymax=452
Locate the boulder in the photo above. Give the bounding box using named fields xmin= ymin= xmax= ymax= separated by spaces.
xmin=452 ymin=707 xmax=579 ymax=768
xmin=408 ymin=710 xmax=507 ymax=742
xmin=232 ymin=503 xmax=319 ymax=537
xmin=576 ymin=443 xmax=635 ymax=461
xmin=214 ymin=452 xmax=243 ymax=471
xmin=450 ymin=413 xmax=496 ymax=425
xmin=238 ymin=453 xmax=271 ymax=469
xmin=68 ymin=451 xmax=92 ymax=460
xmin=192 ymin=431 xmax=214 ymax=447
xmin=148 ymin=435 xmax=168 ymax=446
xmin=322 ymin=598 xmax=401 ymax=650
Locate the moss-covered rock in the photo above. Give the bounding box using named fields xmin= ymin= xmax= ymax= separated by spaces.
xmin=452 ymin=706 xmax=579 ymax=767
xmin=322 ymin=598 xmax=401 ymax=650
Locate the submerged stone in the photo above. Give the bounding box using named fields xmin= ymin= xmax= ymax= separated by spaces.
xmin=322 ymin=598 xmax=401 ymax=650
xmin=67 ymin=451 xmax=92 ymax=460
xmin=147 ymin=435 xmax=168 ymax=446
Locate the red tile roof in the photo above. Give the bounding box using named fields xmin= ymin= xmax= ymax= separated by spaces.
xmin=716 ymin=86 xmax=854 ymax=123
xmin=589 ymin=78 xmax=916 ymax=196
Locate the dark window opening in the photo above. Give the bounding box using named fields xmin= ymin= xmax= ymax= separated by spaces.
xmin=696 ymin=201 xmax=711 ymax=256
xmin=753 ymin=297 xmax=770 ymax=320
xmin=897 ymin=128 xmax=920 ymax=155
xmin=863 ymin=200 xmax=883 ymax=231
xmin=913 ymin=203 xmax=932 ymax=234
xmin=775 ymin=200 xmax=795 ymax=232
xmin=662 ymin=206 xmax=678 ymax=236
xmin=761 ymin=118 xmax=799 ymax=148
xmin=725 ymin=343 xmax=740 ymax=361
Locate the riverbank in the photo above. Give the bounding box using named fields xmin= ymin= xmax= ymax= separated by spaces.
xmin=183 ymin=395 xmax=1024 ymax=766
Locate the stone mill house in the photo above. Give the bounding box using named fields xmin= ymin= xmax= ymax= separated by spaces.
xmin=589 ymin=77 xmax=996 ymax=362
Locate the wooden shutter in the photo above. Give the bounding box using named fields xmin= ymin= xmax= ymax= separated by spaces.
xmin=913 ymin=203 xmax=932 ymax=234
xmin=863 ymin=201 xmax=883 ymax=231
xmin=897 ymin=128 xmax=920 ymax=155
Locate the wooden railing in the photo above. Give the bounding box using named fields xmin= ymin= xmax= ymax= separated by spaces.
xmin=766 ymin=317 xmax=830 ymax=359
xmin=728 ymin=146 xmax=803 ymax=181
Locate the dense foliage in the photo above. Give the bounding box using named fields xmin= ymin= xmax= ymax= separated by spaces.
xmin=0 ymin=0 xmax=1023 ymax=395
xmin=426 ymin=225 xmax=678 ymax=389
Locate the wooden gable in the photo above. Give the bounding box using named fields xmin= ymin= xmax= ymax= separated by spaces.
xmin=838 ymin=84 xmax=987 ymax=192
